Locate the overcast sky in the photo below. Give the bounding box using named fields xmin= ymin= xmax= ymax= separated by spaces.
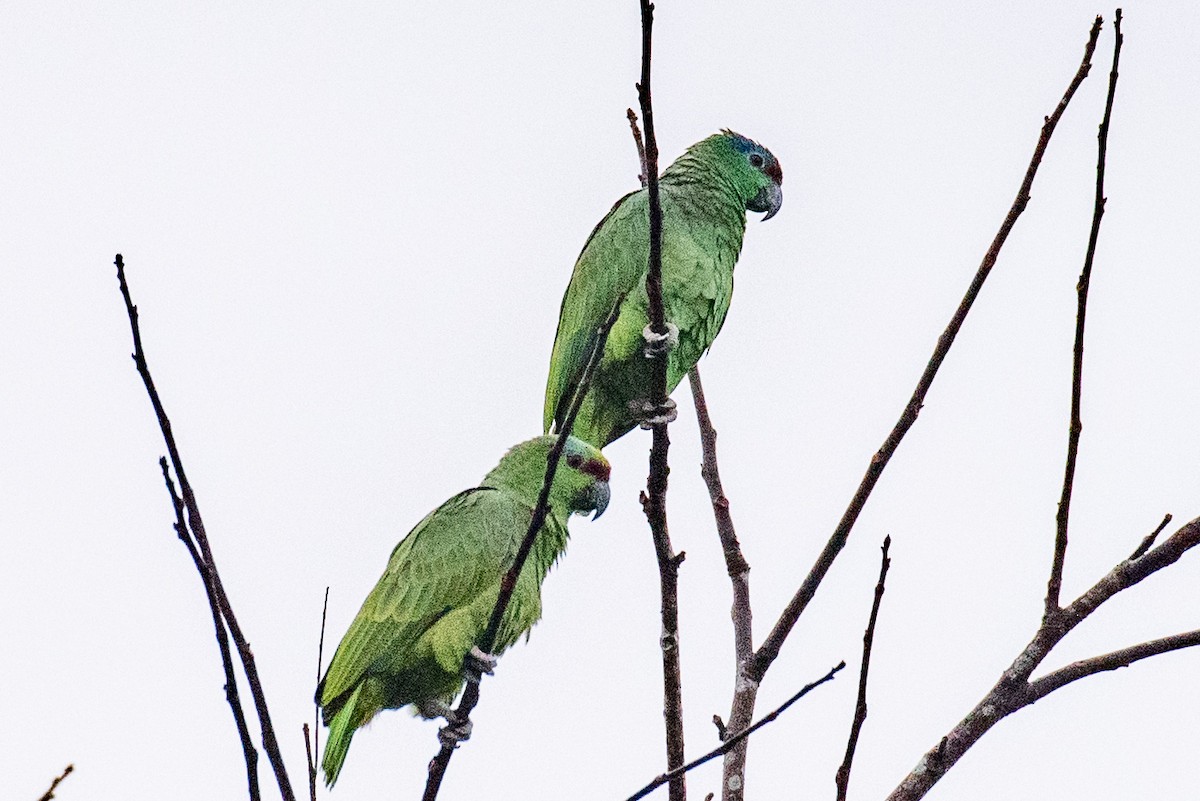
xmin=5 ymin=2 xmax=1199 ymax=800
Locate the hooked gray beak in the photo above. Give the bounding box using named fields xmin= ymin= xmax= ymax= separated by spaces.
xmin=589 ymin=481 xmax=611 ymax=520
xmin=748 ymin=182 xmax=783 ymax=221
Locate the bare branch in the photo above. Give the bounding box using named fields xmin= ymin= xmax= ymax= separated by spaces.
xmin=628 ymin=108 xmax=649 ymax=187
xmin=36 ymin=764 xmax=74 ymax=801
xmin=748 ymin=14 xmax=1105 ymax=689
xmin=160 ymin=458 xmax=259 ymax=801
xmin=1029 ymin=628 xmax=1200 ymax=699
xmin=835 ymin=536 xmax=892 ymax=801
xmin=1046 ymin=8 xmax=1124 ymax=618
xmin=624 ymin=663 xmax=845 ymax=801
xmin=887 ymin=517 xmax=1200 ymax=801
xmin=422 ymin=296 xmax=625 ymax=801
xmin=302 ymin=725 xmax=316 ymax=801
xmin=634 ymin=3 xmax=686 ymax=799
xmin=307 ymin=587 xmax=330 ymax=801
xmin=689 ymin=367 xmax=756 ymax=792
xmin=1130 ymin=513 xmax=1172 ymax=561
xmin=116 ymin=255 xmax=295 ymax=801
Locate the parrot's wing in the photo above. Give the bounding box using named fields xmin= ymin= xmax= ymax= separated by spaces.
xmin=319 ymin=487 xmax=527 ymax=710
xmin=543 ymin=188 xmax=648 ymax=432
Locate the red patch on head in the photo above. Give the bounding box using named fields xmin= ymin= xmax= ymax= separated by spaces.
xmin=765 ymin=159 xmax=783 ymax=185
xmin=580 ymin=458 xmax=611 ymax=483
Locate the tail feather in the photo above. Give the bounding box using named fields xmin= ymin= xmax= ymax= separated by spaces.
xmin=322 ymin=683 xmax=366 ymax=787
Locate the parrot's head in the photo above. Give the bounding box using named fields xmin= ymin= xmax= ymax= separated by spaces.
xmin=702 ymin=130 xmax=784 ymax=221
xmin=489 ymin=435 xmax=611 ymax=520
xmin=556 ymin=435 xmax=612 ymax=520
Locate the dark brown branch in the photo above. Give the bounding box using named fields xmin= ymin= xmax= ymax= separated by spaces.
xmin=1046 ymin=8 xmax=1124 ymax=618
xmin=422 ymin=297 xmax=625 ymax=801
xmin=306 ymin=587 xmax=330 ymax=801
xmin=747 ymin=15 xmax=1104 ymax=688
xmin=36 ymin=764 xmax=74 ymax=801
xmin=835 ymin=536 xmax=892 ymax=801
xmin=160 ymin=457 xmax=259 ymax=800
xmin=689 ymin=367 xmax=756 ymax=794
xmin=302 ymin=725 xmax=316 ymax=801
xmin=624 ymin=663 xmax=845 ymax=801
xmin=116 ymin=255 xmax=295 ymax=801
xmin=628 ymin=108 xmax=649 ymax=186
xmin=888 ymin=516 xmax=1200 ymax=801
xmin=1130 ymin=513 xmax=1171 ymax=561
xmin=634 ymin=3 xmax=686 ymax=800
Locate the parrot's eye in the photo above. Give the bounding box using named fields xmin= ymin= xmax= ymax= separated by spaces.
xmin=749 ymin=153 xmax=765 ymax=168
xmin=565 ymin=453 xmax=583 ymax=469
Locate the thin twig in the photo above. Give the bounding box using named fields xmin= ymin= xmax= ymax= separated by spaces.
xmin=835 ymin=536 xmax=892 ymax=801
xmin=36 ymin=764 xmax=74 ymax=801
xmin=1046 ymin=8 xmax=1124 ymax=619
xmin=689 ymin=367 xmax=756 ymax=793
xmin=307 ymin=587 xmax=330 ymax=801
xmin=888 ymin=516 xmax=1200 ymax=801
xmin=628 ymin=108 xmax=648 ymax=186
xmin=116 ymin=255 xmax=295 ymax=801
xmin=302 ymin=725 xmax=316 ymax=801
xmin=633 ymin=3 xmax=686 ymax=800
xmin=160 ymin=458 xmax=260 ymax=801
xmin=623 ymin=663 xmax=845 ymax=801
xmin=1029 ymin=627 xmax=1200 ymax=698
xmin=422 ymin=296 xmax=626 ymax=801
xmin=1129 ymin=513 xmax=1172 ymax=561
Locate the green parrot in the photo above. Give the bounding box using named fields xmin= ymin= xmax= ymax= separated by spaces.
xmin=543 ymin=130 xmax=783 ymax=448
xmin=316 ymin=434 xmax=611 ymax=786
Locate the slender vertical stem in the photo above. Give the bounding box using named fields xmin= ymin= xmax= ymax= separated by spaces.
xmin=835 ymin=536 xmax=892 ymax=801
xmin=1045 ymin=8 xmax=1123 ymax=619
xmin=688 ymin=367 xmax=754 ymax=797
xmin=635 ymin=3 xmax=686 ymax=799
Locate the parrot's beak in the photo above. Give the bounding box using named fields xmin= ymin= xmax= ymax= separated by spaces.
xmin=589 ymin=481 xmax=611 ymax=520
xmin=749 ymin=182 xmax=783 ymax=221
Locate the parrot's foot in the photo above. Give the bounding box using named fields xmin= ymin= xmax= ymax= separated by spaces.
xmin=437 ymin=715 xmax=474 ymax=748
xmin=642 ymin=322 xmax=680 ymax=359
xmin=463 ymin=645 xmax=497 ymax=683
xmin=632 ymin=396 xmax=678 ymax=429
xmin=418 ymin=699 xmax=454 ymax=720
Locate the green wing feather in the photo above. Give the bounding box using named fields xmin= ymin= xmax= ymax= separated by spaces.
xmin=318 ymin=487 xmax=530 ymax=784
xmin=543 ymin=189 xmax=648 ymax=444
xmin=544 ymin=184 xmax=745 ymax=447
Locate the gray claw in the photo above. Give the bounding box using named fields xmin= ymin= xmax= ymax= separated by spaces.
xmin=463 ymin=645 xmax=498 ymax=683
xmin=418 ymin=699 xmax=454 ymax=721
xmin=437 ymin=716 xmax=474 ymax=748
xmin=642 ymin=322 xmax=680 ymax=359
xmin=636 ymin=397 xmax=678 ymax=429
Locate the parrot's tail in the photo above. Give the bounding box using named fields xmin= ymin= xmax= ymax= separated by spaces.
xmin=322 ymin=683 xmax=367 ymax=787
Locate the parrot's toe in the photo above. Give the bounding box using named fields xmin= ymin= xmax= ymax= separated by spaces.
xmin=463 ymin=645 xmax=498 ymax=682
xmin=438 ymin=716 xmax=474 ymax=748
xmin=642 ymin=322 xmax=680 ymax=358
xmin=418 ymin=698 xmax=454 ymax=720
xmin=634 ymin=397 xmax=678 ymax=429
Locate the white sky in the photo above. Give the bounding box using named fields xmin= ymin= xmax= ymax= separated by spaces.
xmin=4 ymin=2 xmax=1199 ymax=800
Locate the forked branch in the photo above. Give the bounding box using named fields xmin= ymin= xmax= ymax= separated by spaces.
xmin=116 ymin=255 xmax=295 ymax=801
xmin=720 ymin=14 xmax=1107 ymax=801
